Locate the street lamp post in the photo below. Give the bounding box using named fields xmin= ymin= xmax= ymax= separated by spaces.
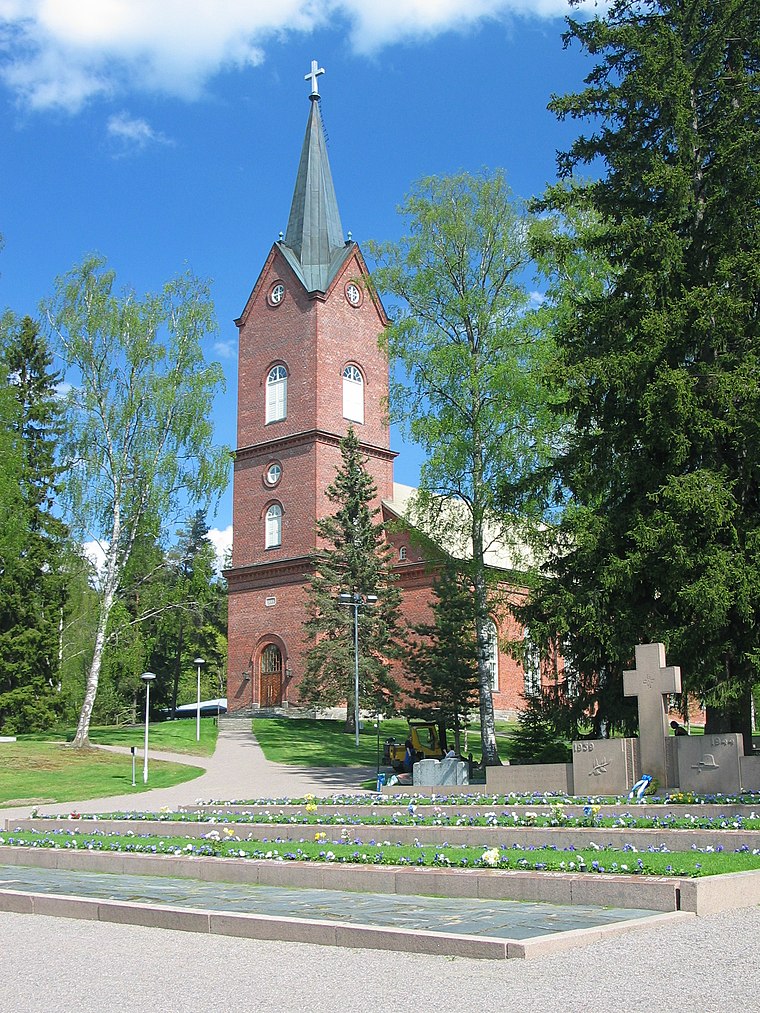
xmin=194 ymin=657 xmax=205 ymax=742
xmin=140 ymin=671 xmax=157 ymax=784
xmin=338 ymin=592 xmax=378 ymax=747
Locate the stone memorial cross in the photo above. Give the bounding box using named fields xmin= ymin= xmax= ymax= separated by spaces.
xmin=623 ymin=642 xmax=681 ymax=787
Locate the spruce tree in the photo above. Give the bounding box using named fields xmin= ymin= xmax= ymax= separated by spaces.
xmin=0 ymin=315 xmax=68 ymax=732
xmin=302 ymin=428 xmax=403 ymax=732
xmin=517 ymin=0 xmax=760 ymax=747
xmin=405 ymin=558 xmax=480 ymax=755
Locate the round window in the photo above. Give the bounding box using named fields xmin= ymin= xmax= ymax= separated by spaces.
xmin=269 ymin=282 xmax=285 ymax=306
xmin=345 ymin=282 xmax=362 ymax=307
xmin=265 ymin=462 xmax=282 ymax=486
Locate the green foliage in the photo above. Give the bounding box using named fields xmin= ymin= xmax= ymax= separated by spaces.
xmin=0 ymin=315 xmax=69 ymax=733
xmin=301 ymin=429 xmax=403 ymax=723
xmin=517 ymin=0 xmax=760 ymax=744
xmin=370 ymin=170 xmax=557 ymax=765
xmin=506 ymin=693 xmax=572 ymax=765
xmin=44 ymin=255 xmax=230 ymax=746
xmin=146 ymin=510 xmax=228 ymax=717
xmin=405 ymin=559 xmax=480 ymax=753
xmin=79 ymin=513 xmax=227 ymax=726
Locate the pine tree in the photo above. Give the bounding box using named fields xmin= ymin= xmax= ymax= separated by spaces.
xmin=405 ymin=558 xmax=480 ymax=755
xmin=517 ymin=0 xmax=760 ymax=747
xmin=301 ymin=428 xmax=403 ymax=731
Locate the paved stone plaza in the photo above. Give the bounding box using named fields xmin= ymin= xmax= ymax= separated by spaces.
xmin=0 ymin=861 xmax=660 ymax=939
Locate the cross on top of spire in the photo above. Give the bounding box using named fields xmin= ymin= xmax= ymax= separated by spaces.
xmin=305 ymin=59 xmax=325 ymax=98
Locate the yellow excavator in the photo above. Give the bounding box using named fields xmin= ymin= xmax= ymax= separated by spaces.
xmin=382 ymin=721 xmax=445 ymax=772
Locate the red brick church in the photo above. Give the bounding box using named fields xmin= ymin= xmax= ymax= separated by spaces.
xmin=225 ymin=64 xmax=543 ymax=720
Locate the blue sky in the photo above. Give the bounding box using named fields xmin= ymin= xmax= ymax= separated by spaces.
xmin=0 ymin=1 xmax=598 ymax=555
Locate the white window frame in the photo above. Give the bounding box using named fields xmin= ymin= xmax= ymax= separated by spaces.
xmin=342 ymin=364 xmax=364 ymax=424
xmin=266 ymin=365 xmax=287 ymax=424
xmin=265 ymin=503 xmax=282 ymax=548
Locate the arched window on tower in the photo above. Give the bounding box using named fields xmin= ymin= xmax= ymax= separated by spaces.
xmin=342 ymin=364 xmax=364 ymax=424
xmin=265 ymin=503 xmax=282 ymax=548
xmin=266 ymin=365 xmax=288 ymax=423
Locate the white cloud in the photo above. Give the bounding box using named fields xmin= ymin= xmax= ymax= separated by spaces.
xmin=82 ymin=538 xmax=107 ymax=580
xmin=206 ymin=525 xmax=232 ymax=574
xmin=213 ymin=339 xmax=237 ymax=360
xmin=0 ymin=1 xmax=595 ymax=113
xmin=107 ymin=111 xmax=172 ymax=150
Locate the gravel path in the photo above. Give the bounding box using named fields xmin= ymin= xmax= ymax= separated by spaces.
xmin=1 ymin=905 xmax=758 ymax=1012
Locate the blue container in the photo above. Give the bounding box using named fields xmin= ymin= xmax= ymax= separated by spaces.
xmin=376 ymin=773 xmax=386 ymax=791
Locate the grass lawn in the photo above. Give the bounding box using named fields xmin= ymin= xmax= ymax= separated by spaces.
xmin=253 ymin=716 xmax=521 ymax=768
xmin=0 ymin=741 xmax=205 ymax=808
xmin=17 ymin=717 xmax=219 ymax=757
xmin=253 ymin=717 xmax=410 ymax=767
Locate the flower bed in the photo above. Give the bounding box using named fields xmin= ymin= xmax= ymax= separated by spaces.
xmin=3 ymin=827 xmax=760 ymax=878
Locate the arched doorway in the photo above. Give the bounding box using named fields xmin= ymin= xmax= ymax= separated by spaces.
xmin=260 ymin=643 xmax=283 ymax=707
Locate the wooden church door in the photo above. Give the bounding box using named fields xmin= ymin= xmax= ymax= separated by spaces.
xmin=260 ymin=644 xmax=283 ymax=707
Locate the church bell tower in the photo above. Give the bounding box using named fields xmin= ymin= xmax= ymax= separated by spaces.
xmin=226 ymin=62 xmax=394 ymax=713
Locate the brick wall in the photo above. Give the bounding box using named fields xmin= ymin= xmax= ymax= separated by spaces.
xmin=227 ymin=239 xmax=533 ymax=720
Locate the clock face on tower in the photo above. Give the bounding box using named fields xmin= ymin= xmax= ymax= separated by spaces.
xmin=269 ymin=282 xmax=285 ymax=306
xmin=345 ymin=282 xmax=362 ymax=307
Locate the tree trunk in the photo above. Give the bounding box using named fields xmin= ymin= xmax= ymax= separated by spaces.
xmin=71 ymin=555 xmax=119 ymax=748
xmin=473 ymin=560 xmax=500 ymax=766
xmin=345 ymin=709 xmax=356 ymax=735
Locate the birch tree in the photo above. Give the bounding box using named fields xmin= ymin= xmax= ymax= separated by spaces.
xmin=45 ymin=255 xmax=228 ymax=746
xmin=370 ymin=171 xmax=555 ymax=765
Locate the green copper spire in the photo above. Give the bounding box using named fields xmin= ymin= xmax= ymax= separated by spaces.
xmin=280 ymin=61 xmax=350 ymax=294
